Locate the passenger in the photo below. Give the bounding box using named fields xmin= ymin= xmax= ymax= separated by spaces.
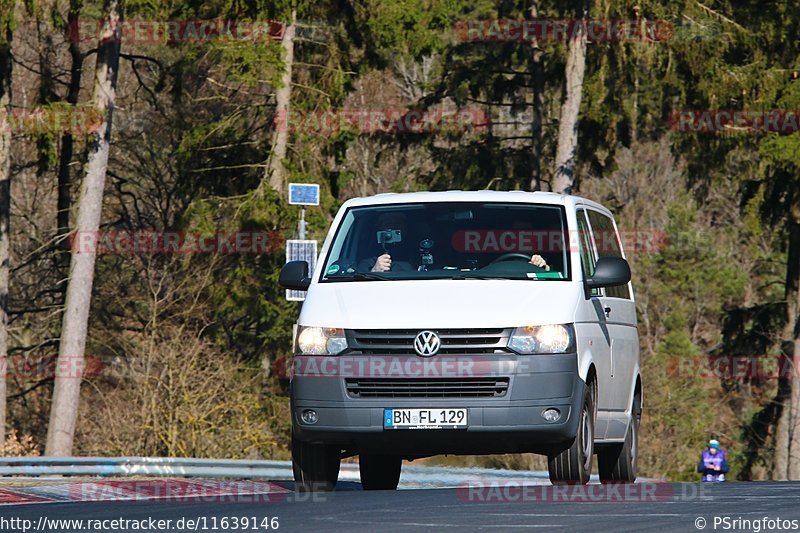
xmin=360 ymin=212 xmax=415 ymax=272
xmin=697 ymin=436 xmax=729 ymax=482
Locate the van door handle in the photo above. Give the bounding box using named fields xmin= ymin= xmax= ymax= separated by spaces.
xmin=604 ymin=306 xmax=612 ymax=318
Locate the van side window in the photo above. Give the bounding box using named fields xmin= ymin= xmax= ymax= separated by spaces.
xmin=586 ymin=210 xmax=631 ymax=300
xmin=576 ymin=209 xmax=600 ymax=297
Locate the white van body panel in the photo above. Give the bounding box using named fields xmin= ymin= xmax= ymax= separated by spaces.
xmin=298 ymin=281 xmax=582 ymax=330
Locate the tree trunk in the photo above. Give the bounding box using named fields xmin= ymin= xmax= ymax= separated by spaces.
xmin=45 ymin=0 xmax=123 ymax=456
xmin=266 ymin=9 xmax=296 ymax=194
xmin=528 ymin=1 xmax=544 ymax=192
xmin=57 ymin=0 xmax=85 ymax=255
xmin=0 ymin=13 xmax=12 ymax=448
xmin=552 ymin=0 xmax=590 ymax=194
xmin=789 ymin=326 xmax=800 ymax=479
xmin=774 ymin=206 xmax=800 ymax=479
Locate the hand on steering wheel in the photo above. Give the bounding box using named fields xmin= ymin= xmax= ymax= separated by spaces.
xmin=490 ymin=252 xmax=533 ymax=264
xmin=529 ymin=254 xmax=550 ymax=271
xmin=490 ymin=253 xmax=550 ymax=271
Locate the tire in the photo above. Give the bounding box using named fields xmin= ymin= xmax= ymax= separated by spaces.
xmin=548 ymin=380 xmax=595 ymax=485
xmin=292 ymin=431 xmax=340 ymax=492
xmin=359 ymin=454 xmax=402 ymax=490
xmin=598 ymin=393 xmax=640 ymax=483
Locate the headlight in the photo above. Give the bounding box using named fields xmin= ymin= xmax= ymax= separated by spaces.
xmin=508 ymin=324 xmax=575 ymax=354
xmin=296 ymin=326 xmax=348 ymax=355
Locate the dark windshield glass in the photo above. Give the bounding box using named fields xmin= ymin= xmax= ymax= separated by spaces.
xmin=320 ymin=202 xmax=570 ymax=281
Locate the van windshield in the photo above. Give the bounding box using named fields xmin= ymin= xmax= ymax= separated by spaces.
xmin=320 ymin=202 xmax=571 ymax=282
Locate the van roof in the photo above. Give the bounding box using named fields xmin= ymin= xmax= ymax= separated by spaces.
xmin=341 ymin=190 xmax=611 ymax=215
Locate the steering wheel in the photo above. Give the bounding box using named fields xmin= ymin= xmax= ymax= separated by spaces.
xmin=490 ymin=252 xmax=531 ymax=264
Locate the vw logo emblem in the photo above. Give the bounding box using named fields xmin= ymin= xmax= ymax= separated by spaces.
xmin=414 ymin=330 xmax=441 ymax=357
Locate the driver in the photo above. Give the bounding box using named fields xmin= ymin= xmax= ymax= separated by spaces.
xmin=511 ymin=219 xmax=550 ymax=271
xmin=359 ymin=212 xmax=415 ymax=272
xmin=530 ymin=254 xmax=550 ymax=270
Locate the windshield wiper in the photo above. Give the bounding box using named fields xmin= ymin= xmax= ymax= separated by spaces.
xmin=449 ymin=273 xmax=525 ymax=280
xmin=353 ymin=272 xmax=391 ymax=281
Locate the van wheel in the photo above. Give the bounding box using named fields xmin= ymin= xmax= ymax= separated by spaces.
xmin=359 ymin=454 xmax=402 ymax=490
xmin=598 ymin=392 xmax=640 ymax=483
xmin=548 ymin=380 xmax=595 ymax=485
xmin=292 ymin=431 xmax=340 ymax=492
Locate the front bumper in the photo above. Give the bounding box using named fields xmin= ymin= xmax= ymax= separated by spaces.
xmin=290 ymin=352 xmax=584 ymax=457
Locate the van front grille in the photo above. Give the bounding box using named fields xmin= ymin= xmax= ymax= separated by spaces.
xmin=346 ymin=328 xmax=512 ymax=356
xmin=345 ymin=377 xmax=510 ymax=398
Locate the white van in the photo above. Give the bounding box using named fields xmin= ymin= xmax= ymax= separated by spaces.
xmin=279 ymin=191 xmax=641 ymax=490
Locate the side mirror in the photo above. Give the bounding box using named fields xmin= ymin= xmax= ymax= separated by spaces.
xmin=585 ymin=257 xmax=631 ymax=297
xmin=279 ymin=261 xmax=311 ymax=291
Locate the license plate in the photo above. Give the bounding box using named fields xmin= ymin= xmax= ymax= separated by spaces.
xmin=383 ymin=408 xmax=468 ymax=429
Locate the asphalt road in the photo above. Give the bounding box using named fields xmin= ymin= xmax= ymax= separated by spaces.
xmin=3 ymin=481 xmax=800 ymax=532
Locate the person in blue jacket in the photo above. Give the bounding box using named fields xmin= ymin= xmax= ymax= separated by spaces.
xmin=697 ymin=436 xmax=729 ymax=482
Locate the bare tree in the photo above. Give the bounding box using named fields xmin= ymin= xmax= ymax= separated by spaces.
xmin=46 ymin=0 xmax=123 ymax=456
xmin=552 ymin=0 xmax=590 ymax=194
xmin=528 ymin=0 xmax=544 ymax=191
xmin=774 ymin=204 xmax=800 ymax=479
xmin=266 ymin=8 xmax=296 ymax=193
xmin=56 ymin=0 xmax=86 ymax=253
xmin=0 ymin=3 xmax=12 ymax=447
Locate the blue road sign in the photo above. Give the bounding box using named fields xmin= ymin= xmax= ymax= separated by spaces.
xmin=288 ymin=183 xmax=320 ymax=206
